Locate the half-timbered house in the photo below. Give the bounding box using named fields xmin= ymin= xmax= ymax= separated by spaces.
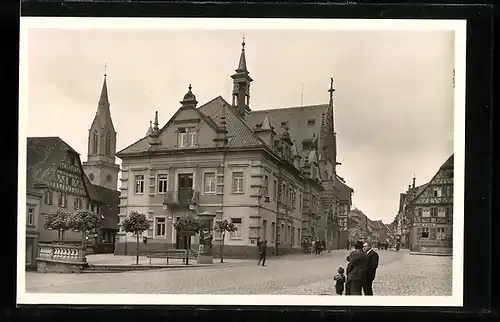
xmin=407 ymin=154 xmax=454 ymax=254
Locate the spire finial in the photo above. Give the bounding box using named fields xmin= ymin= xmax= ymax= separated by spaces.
xmin=188 ymin=84 xmax=192 ymax=92
xmin=104 ymin=62 xmax=107 ymax=77
xmin=242 ymin=33 xmax=246 ymax=50
xmin=154 ymin=111 xmax=159 ymax=127
xmin=328 ymin=77 xmax=335 ymax=97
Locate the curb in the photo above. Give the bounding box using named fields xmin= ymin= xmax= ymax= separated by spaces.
xmin=409 ymin=252 xmax=452 ymax=257
xmin=83 ymin=261 xmax=252 ymax=273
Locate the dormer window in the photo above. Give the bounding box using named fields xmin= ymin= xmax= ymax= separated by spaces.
xmin=178 ymin=127 xmax=197 ymax=147
xmin=307 ymin=119 xmax=315 ymax=126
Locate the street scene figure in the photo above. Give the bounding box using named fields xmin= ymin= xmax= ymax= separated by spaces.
xmin=362 ymin=242 xmax=379 ymax=296
xmin=345 ymin=241 xmax=368 ymax=295
xmin=334 ymin=267 xmax=346 ymax=295
xmin=257 ymin=240 xmax=267 ymax=267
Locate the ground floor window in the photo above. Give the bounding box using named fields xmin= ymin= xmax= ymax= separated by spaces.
xmin=421 ymin=228 xmax=429 ymax=239
xmin=271 ymin=222 xmax=275 ymax=243
xmin=437 ymin=227 xmax=446 ymax=240
xmin=155 ymin=217 xmax=166 ymax=237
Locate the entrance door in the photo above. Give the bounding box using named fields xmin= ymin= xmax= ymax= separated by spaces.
xmin=176 ymin=233 xmax=192 ymax=250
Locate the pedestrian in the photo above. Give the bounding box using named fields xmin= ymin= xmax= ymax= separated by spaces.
xmin=345 ymin=240 xmax=368 ymax=296
xmin=362 ymin=242 xmax=379 ymax=296
xmin=334 ymin=267 xmax=346 ymax=295
xmin=312 ymin=239 xmax=316 ymax=255
xmin=257 ymin=240 xmax=267 ymax=266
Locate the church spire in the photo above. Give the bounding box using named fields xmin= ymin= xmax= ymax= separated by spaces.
xmin=231 ymin=35 xmax=253 ymax=120
xmin=97 ymin=65 xmax=111 ymax=122
xmin=236 ymin=35 xmax=248 ymax=73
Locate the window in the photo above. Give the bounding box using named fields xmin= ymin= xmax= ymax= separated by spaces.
xmin=299 ymin=194 xmax=302 ymax=210
xmin=262 ymin=220 xmax=267 ymax=241
xmin=135 ymin=175 xmax=144 ymax=194
xmin=203 ymin=172 xmax=216 ymax=194
xmin=433 ymin=187 xmax=442 ymax=197
xmin=157 ymin=174 xmax=168 ymax=194
xmin=291 ymin=190 xmax=296 ymax=208
xmin=291 ymin=227 xmax=295 ymax=245
xmin=92 ymin=130 xmax=99 ymax=154
xmin=277 ymin=224 xmax=282 ymax=242
xmin=430 ymin=207 xmax=438 ymax=217
xmin=58 ymin=193 xmax=67 ymax=208
xmin=230 ymin=218 xmax=242 ymax=239
xmin=421 ymin=228 xmax=429 ymax=239
xmin=422 ymin=207 xmax=430 ymax=217
xmin=178 ymin=128 xmax=187 ymax=147
xmin=298 ymin=228 xmax=301 ymax=244
xmin=44 ymin=190 xmax=53 ymax=205
xmin=264 ymin=175 xmax=269 ymax=191
xmin=273 ymin=180 xmax=277 ymax=200
xmin=438 ymin=207 xmax=446 ymax=217
xmin=68 ymin=177 xmax=73 ymax=186
xmin=105 ymin=132 xmax=112 ymax=155
xmin=448 ymin=170 xmax=454 ymax=178
xmin=232 ymin=172 xmax=244 ymax=193
xmin=437 ymin=227 xmax=446 ymax=240
xmin=27 ymin=208 xmax=34 ymax=226
xmin=271 ymin=222 xmax=275 ymax=243
xmin=74 ymin=198 xmax=82 ymax=210
xmin=155 ymin=217 xmax=166 ymax=237
xmin=178 ymin=127 xmax=197 ymax=147
xmin=307 ymin=119 xmax=315 ymax=126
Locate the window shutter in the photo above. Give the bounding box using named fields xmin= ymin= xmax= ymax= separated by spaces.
xmin=430 ymin=228 xmax=436 ymax=239
xmin=417 ymin=228 xmax=422 ymax=239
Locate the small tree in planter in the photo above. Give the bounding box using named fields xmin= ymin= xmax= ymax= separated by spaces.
xmin=174 ymin=214 xmax=201 ymax=265
xmin=122 ymin=211 xmax=150 ymax=265
xmin=214 ymin=219 xmax=238 ymax=263
xmin=44 ymin=209 xmax=71 ymax=244
xmin=68 ymin=210 xmax=102 ymax=247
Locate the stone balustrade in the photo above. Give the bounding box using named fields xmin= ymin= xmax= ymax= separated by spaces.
xmin=37 ymin=243 xmax=88 ymax=273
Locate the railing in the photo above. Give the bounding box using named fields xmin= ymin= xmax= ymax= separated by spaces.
xmin=38 ymin=243 xmax=87 ymax=264
xmin=163 ymin=189 xmax=199 ymax=207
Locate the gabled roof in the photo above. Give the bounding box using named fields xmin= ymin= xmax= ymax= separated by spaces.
xmin=408 ymin=154 xmax=453 ymax=205
xmin=247 ymin=104 xmax=327 ymax=151
xmin=27 ymin=137 xmax=80 ymax=190
xmin=335 ymin=175 xmax=354 ymax=202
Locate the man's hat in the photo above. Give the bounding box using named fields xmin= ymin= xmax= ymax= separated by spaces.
xmin=354 ymin=240 xmax=364 ymax=249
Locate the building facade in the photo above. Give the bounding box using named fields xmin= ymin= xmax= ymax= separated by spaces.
xmin=406 ymin=155 xmax=454 ymax=254
xmin=26 ymin=189 xmax=42 ymax=270
xmin=115 ymin=39 xmax=352 ymax=258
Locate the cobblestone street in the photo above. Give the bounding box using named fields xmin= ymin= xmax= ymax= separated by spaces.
xmin=25 ymin=250 xmax=452 ymax=296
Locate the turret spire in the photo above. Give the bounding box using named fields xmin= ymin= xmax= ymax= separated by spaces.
xmin=231 ymin=35 xmax=253 ymax=119
xmin=237 ymin=34 xmax=248 ymax=73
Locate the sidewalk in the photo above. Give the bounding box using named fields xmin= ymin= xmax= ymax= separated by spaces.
xmin=86 ymin=254 xmax=252 ymax=267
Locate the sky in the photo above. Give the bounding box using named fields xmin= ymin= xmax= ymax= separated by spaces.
xmin=25 ymin=25 xmax=455 ymax=224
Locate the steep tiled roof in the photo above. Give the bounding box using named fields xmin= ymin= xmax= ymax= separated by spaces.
xmin=440 ymin=154 xmax=454 ymax=169
xmin=27 ymin=137 xmax=79 ymax=190
xmin=198 ymin=96 xmax=263 ymax=148
xmin=335 ymin=175 xmax=354 ymax=202
xmin=247 ymin=104 xmax=327 ymax=151
xmin=91 ymin=184 xmax=119 ymax=230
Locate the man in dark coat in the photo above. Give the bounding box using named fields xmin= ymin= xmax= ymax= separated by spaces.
xmin=257 ymin=240 xmax=267 ymax=266
xmin=362 ymin=242 xmax=379 ymax=295
xmin=345 ymin=240 xmax=368 ymax=295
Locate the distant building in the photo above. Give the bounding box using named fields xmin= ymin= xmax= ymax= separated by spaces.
xmin=115 ymin=39 xmax=353 ymax=258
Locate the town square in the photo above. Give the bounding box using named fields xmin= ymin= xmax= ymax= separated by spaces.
xmin=20 ymin=19 xmax=460 ymax=301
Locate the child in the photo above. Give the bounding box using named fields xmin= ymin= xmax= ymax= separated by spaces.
xmin=334 ymin=267 xmax=346 ymax=295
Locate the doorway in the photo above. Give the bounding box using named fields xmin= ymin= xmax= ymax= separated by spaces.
xmin=178 ymin=174 xmax=194 ymax=204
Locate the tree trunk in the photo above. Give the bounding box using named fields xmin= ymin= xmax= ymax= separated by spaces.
xmin=57 ymin=230 xmax=61 ymax=244
xmin=136 ymin=232 xmax=140 ymax=265
xmin=220 ymin=231 xmax=225 ymax=263
xmin=61 ymin=230 xmax=65 ymax=244
xmin=81 ymin=230 xmax=85 ymax=246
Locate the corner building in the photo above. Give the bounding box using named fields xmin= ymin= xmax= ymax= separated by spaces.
xmin=115 ymin=39 xmax=352 ymax=258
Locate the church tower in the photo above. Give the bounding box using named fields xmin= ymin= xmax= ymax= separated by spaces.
xmin=231 ymin=36 xmax=252 ymax=120
xmin=319 ymin=78 xmax=338 ymax=179
xmin=83 ymin=71 xmax=120 ymax=191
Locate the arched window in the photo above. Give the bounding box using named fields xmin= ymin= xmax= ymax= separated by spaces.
xmin=105 ymin=132 xmax=111 ymax=155
xmin=92 ymin=130 xmax=99 ymax=154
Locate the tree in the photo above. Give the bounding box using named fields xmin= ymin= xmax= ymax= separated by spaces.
xmin=68 ymin=210 xmax=102 ymax=246
xmin=214 ymin=219 xmax=238 ymax=263
xmin=174 ymin=214 xmax=202 ymax=233
xmin=122 ymin=211 xmax=150 ymax=265
xmin=44 ymin=209 xmax=71 ymax=244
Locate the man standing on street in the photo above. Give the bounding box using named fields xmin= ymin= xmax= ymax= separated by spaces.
xmin=257 ymin=240 xmax=267 ymax=266
xmin=363 ymin=242 xmax=379 ymax=295
xmin=345 ymin=240 xmax=368 ymax=295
